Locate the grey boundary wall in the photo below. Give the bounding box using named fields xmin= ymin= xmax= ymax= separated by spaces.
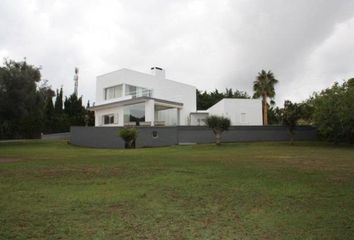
xmin=41 ymin=132 xmax=70 ymax=140
xmin=70 ymin=126 xmax=317 ymax=149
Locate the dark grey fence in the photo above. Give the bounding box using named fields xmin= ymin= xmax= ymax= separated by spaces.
xmin=70 ymin=126 xmax=317 ymax=148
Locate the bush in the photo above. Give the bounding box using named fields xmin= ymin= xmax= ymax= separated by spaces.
xmin=312 ymin=80 xmax=354 ymax=143
xmin=119 ymin=128 xmax=138 ymax=148
xmin=206 ymin=115 xmax=231 ymax=145
xmin=282 ymin=100 xmax=301 ymax=144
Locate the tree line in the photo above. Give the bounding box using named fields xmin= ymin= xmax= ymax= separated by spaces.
xmin=0 ymin=59 xmax=94 ymax=139
xmin=197 ymin=88 xmax=250 ymax=110
xmin=198 ymin=70 xmax=354 ymax=144
xmin=1 ymin=58 xmax=353 ymax=144
xmin=256 ymin=77 xmax=353 ymax=144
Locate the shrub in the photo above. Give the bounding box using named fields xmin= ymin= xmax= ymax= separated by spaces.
xmin=282 ymin=100 xmax=301 ymax=144
xmin=312 ymin=80 xmax=354 ymax=143
xmin=119 ymin=128 xmax=137 ymax=149
xmin=206 ymin=115 xmax=231 ymax=145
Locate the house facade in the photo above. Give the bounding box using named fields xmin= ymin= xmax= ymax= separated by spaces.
xmin=89 ymin=67 xmax=262 ymax=127
xmin=90 ymin=67 xmax=196 ymax=126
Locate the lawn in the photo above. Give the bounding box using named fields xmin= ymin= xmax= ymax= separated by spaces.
xmin=0 ymin=141 xmax=353 ymax=239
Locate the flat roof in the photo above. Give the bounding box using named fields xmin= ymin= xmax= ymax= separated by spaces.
xmin=89 ymin=97 xmax=183 ymax=111
xmin=96 ymin=68 xmax=196 ymax=89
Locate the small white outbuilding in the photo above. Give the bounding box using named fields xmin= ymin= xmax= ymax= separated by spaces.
xmin=190 ymin=98 xmax=263 ymax=126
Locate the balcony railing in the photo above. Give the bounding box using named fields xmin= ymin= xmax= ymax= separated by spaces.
xmin=126 ymin=89 xmax=153 ymax=98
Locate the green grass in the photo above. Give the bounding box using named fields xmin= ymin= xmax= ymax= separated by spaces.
xmin=0 ymin=140 xmax=353 ymax=239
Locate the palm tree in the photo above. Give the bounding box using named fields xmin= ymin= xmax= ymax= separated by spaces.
xmin=253 ymin=70 xmax=278 ymax=125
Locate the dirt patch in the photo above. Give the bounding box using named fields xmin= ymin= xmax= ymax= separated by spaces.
xmin=0 ymin=157 xmax=22 ymax=163
xmin=109 ymin=203 xmax=125 ymax=212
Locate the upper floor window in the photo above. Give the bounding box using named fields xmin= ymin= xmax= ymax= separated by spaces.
xmin=104 ymin=85 xmax=123 ymax=100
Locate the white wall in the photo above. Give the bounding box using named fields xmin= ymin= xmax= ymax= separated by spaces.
xmin=207 ymin=100 xmax=225 ymax=116
xmin=208 ymin=99 xmax=262 ymax=126
xmin=95 ymin=68 xmax=196 ymax=125
xmin=94 ymin=106 xmax=124 ymax=127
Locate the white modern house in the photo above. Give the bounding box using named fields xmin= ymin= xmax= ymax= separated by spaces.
xmin=90 ymin=67 xmax=196 ymax=126
xmin=89 ymin=67 xmax=263 ymax=126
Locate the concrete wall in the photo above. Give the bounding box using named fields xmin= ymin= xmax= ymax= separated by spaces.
xmin=70 ymin=126 xmax=317 ymax=149
xmin=178 ymin=126 xmax=317 ymax=143
xmin=41 ymin=132 xmax=70 ymax=140
xmin=70 ymin=127 xmax=125 ymax=148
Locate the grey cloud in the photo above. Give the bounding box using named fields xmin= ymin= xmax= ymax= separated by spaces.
xmin=0 ymin=0 xmax=354 ymax=106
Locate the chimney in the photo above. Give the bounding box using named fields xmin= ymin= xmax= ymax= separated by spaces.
xmin=150 ymin=67 xmax=165 ymax=79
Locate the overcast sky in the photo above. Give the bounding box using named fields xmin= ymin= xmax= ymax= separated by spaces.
xmin=1 ymin=0 xmax=354 ymax=105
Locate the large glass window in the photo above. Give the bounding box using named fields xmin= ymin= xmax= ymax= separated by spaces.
xmin=125 ymin=84 xmax=152 ymax=98
xmin=124 ymin=103 xmax=145 ymax=125
xmin=104 ymin=85 xmax=123 ymax=100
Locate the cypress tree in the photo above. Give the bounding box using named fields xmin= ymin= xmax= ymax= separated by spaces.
xmin=44 ymin=93 xmax=55 ymax=133
xmin=54 ymin=87 xmax=63 ymax=114
xmin=64 ymin=94 xmax=86 ymax=127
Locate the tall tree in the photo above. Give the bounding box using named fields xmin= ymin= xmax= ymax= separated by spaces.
xmin=311 ymin=79 xmax=354 ymax=143
xmin=0 ymin=59 xmax=43 ymax=139
xmin=64 ymin=94 xmax=86 ymax=127
xmin=44 ymin=95 xmax=55 ymax=133
xmin=253 ymin=70 xmax=278 ymax=126
xmin=50 ymin=87 xmax=68 ymax=133
xmin=54 ymin=87 xmax=63 ymax=114
xmin=268 ymin=106 xmax=283 ymax=125
xmin=86 ymin=101 xmax=95 ymax=126
xmin=40 ymin=80 xmax=55 ymax=133
xmin=282 ymin=100 xmax=301 ymax=144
